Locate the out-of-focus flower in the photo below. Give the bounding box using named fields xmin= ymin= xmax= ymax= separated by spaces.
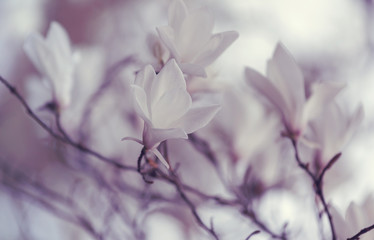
xmin=308 ymin=102 xmax=364 ymax=165
xmin=332 ymin=195 xmax=374 ymax=240
xmin=157 ymin=0 xmax=238 ymax=77
xmin=245 ymin=43 xmax=344 ymax=138
xmin=123 ymin=59 xmax=220 ymax=168
xmin=24 ymin=21 xmax=77 ymax=109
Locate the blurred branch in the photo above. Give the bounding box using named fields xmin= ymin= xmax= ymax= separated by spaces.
xmin=0 ymin=75 xmax=137 ymax=172
xmin=0 ymin=162 xmax=103 ymax=240
xmin=289 ymin=137 xmax=338 ymax=240
xmin=155 ymin=168 xmax=220 ymax=240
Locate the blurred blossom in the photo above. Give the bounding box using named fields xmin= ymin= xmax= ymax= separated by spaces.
xmin=308 ymin=102 xmax=364 ymax=167
xmin=332 ymin=195 xmax=374 ymax=240
xmin=245 ymin=43 xmax=345 ymax=138
xmin=125 ymin=59 xmax=220 ymax=167
xmin=157 ymin=0 xmax=238 ymax=77
xmin=24 ymin=21 xmax=78 ymax=109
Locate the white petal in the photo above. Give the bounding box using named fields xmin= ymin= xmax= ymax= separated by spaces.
xmin=134 ymin=65 xmax=156 ymax=112
xmin=337 ymin=104 xmax=364 ymax=152
xmin=150 ymin=148 xmax=170 ymax=169
xmin=157 ymin=26 xmax=180 ymax=61
xmin=131 ymin=85 xmax=151 ymax=123
xmin=168 ymin=0 xmax=188 ymax=30
xmin=179 ymin=63 xmax=207 ymax=77
xmin=245 ymin=67 xmax=290 ymax=123
xmin=302 ymin=81 xmax=345 ymax=126
xmin=271 ymin=43 xmax=305 ymax=106
xmin=151 ymin=59 xmax=186 ymax=102
xmin=172 ymin=101 xmax=220 ymax=133
xmin=24 ymin=34 xmax=44 ymax=73
xmin=143 ymin=124 xmax=187 ymax=149
xmin=151 ymin=88 xmax=192 ymax=128
xmin=46 ymin=22 xmax=71 ymax=63
xmin=345 ymin=202 xmax=364 ymax=233
xmin=194 ymin=31 xmax=239 ymax=67
xmin=330 ymin=206 xmax=350 ymax=239
xmin=176 ymin=7 xmax=214 ymax=62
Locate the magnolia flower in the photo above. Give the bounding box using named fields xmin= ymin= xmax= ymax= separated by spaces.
xmin=332 ymin=195 xmax=374 ymax=240
xmin=123 ymin=59 xmax=220 ymax=168
xmin=24 ymin=21 xmax=77 ymax=109
xmin=309 ymin=102 xmax=364 ymax=165
xmin=157 ymin=0 xmax=238 ymax=77
xmin=245 ymin=43 xmax=345 ymax=138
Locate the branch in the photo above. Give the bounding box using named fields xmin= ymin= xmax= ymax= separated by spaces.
xmin=289 ymin=137 xmax=337 ymax=240
xmin=156 ymin=169 xmax=220 ymax=240
xmin=241 ymin=209 xmax=287 ymax=240
xmin=245 ymin=230 xmax=260 ymax=240
xmin=347 ymin=223 xmax=374 ymax=240
xmin=0 ymin=75 xmax=137 ymax=173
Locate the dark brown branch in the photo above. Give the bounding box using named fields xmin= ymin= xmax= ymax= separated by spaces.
xmin=347 ymin=223 xmax=374 ymax=240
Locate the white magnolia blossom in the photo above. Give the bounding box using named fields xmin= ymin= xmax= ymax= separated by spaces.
xmin=332 ymin=195 xmax=374 ymax=240
xmin=24 ymin=21 xmax=77 ymax=109
xmin=309 ymin=102 xmax=364 ymax=164
xmin=157 ymin=0 xmax=238 ymax=77
xmin=124 ymin=59 xmax=220 ymax=168
xmin=245 ymin=43 xmax=345 ymax=137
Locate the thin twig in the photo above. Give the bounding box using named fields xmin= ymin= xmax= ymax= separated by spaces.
xmin=289 ymin=137 xmax=337 ymax=240
xmin=0 ymin=75 xmax=137 ymax=172
xmin=156 ymin=169 xmax=219 ymax=240
xmin=245 ymin=230 xmax=260 ymax=240
xmin=347 ymin=223 xmax=374 ymax=240
xmin=242 ymin=209 xmax=287 ymax=240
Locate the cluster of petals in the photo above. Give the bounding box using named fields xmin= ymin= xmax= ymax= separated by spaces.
xmin=245 ymin=43 xmax=345 ymax=138
xmin=125 ymin=59 xmax=220 ymax=167
xmin=24 ymin=21 xmax=76 ymax=109
xmin=157 ymin=0 xmax=238 ymax=77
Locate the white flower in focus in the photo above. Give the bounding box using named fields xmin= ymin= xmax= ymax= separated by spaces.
xmin=245 ymin=43 xmax=345 ymax=138
xmin=309 ymin=102 xmax=364 ymax=164
xmin=157 ymin=0 xmax=238 ymax=77
xmin=332 ymin=195 xmax=374 ymax=240
xmin=24 ymin=21 xmax=77 ymax=109
xmin=125 ymin=59 xmax=220 ymax=168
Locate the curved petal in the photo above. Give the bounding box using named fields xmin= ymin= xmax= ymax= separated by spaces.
xmin=337 ymin=104 xmax=364 ymax=153
xmin=24 ymin=34 xmax=44 ymax=73
xmin=177 ymin=7 xmax=214 ymax=62
xmin=179 ymin=63 xmax=207 ymax=77
xmin=46 ymin=22 xmax=71 ymax=63
xmin=134 ymin=64 xmax=156 ymax=112
xmin=157 ymin=26 xmax=180 ymax=61
xmin=172 ymin=101 xmax=220 ymax=133
xmin=131 ymin=85 xmax=151 ymax=123
xmin=194 ymin=31 xmax=239 ymax=67
xmin=150 ymin=148 xmax=170 ymax=169
xmin=301 ymin=81 xmax=345 ymax=127
xmin=245 ymin=67 xmax=290 ymax=122
xmin=168 ymin=0 xmax=188 ymax=30
xmin=143 ymin=124 xmax=187 ymax=149
xmin=271 ymin=43 xmax=305 ymax=106
xmin=151 ymin=59 xmax=186 ymax=102
xmin=151 ymin=87 xmax=192 ymax=128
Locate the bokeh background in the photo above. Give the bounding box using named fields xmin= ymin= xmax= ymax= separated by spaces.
xmin=1 ymin=0 xmax=374 ymax=239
